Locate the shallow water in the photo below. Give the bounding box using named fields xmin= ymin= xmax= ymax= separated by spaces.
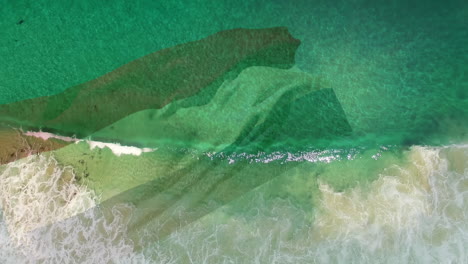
xmin=0 ymin=0 xmax=467 ymax=263
xmin=0 ymin=144 xmax=466 ymax=263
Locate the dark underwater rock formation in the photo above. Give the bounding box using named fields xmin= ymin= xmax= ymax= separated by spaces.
xmin=44 ymin=66 xmax=352 ymax=250
xmin=92 ymin=66 xmax=352 ymax=152
xmin=0 ymin=27 xmax=300 ymax=137
xmin=2 ymin=27 xmax=353 ymax=247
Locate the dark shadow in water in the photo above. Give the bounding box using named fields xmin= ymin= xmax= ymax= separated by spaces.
xmin=32 ymin=82 xmax=353 ymax=252
xmin=0 ymin=27 xmax=300 ymax=137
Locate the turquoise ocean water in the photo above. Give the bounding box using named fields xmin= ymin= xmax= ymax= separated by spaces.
xmin=1 ymin=0 xmax=466 ymax=145
xmin=0 ymin=0 xmax=467 ymax=263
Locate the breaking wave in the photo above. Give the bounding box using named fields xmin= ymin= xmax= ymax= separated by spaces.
xmin=0 ymin=144 xmax=466 ymax=263
xmin=0 ymin=154 xmax=146 ymax=263
xmin=139 ymin=144 xmax=468 ymax=263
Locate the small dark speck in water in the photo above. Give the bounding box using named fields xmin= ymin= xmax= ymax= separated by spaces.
xmin=17 ymin=19 xmax=25 ymax=25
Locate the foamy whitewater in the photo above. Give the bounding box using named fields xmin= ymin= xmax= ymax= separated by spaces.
xmin=0 ymin=154 xmax=146 ymax=263
xmin=0 ymin=144 xmax=466 ymax=263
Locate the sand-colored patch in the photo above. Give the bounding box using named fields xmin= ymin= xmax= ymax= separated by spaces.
xmin=0 ymin=127 xmax=69 ymax=165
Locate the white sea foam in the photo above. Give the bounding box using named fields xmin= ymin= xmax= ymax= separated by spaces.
xmin=307 ymin=145 xmax=468 ymax=263
xmin=86 ymin=140 xmax=154 ymax=157
xmin=0 ymin=144 xmax=466 ymax=263
xmin=24 ymin=130 xmax=155 ymax=156
xmin=23 ymin=131 xmax=79 ymax=142
xmin=0 ymin=155 xmax=96 ymax=244
xmin=0 ymin=154 xmax=147 ymax=263
xmin=139 ymin=144 xmax=468 ymax=263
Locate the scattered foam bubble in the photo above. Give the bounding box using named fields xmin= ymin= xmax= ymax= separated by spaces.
xmin=0 ymin=154 xmax=147 ymax=263
xmin=308 ymin=145 xmax=468 ymax=263
xmin=24 ymin=203 xmax=147 ymax=263
xmin=205 ymin=147 xmax=366 ymax=164
xmin=0 ymin=210 xmax=28 ymax=263
xmin=1 ymin=144 xmax=467 ymax=263
xmin=135 ymin=144 xmax=468 ymax=263
xmin=0 ymin=154 xmax=97 ymax=244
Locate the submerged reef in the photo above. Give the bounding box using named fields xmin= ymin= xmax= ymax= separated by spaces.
xmin=0 ymin=27 xmax=354 ymax=248
xmin=93 ymin=66 xmax=351 ymax=152
xmin=0 ymin=27 xmax=300 ymax=137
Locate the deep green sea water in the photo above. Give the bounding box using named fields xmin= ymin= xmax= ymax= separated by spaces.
xmin=0 ymin=0 xmax=467 ymax=263
xmin=1 ymin=0 xmax=467 ymax=147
